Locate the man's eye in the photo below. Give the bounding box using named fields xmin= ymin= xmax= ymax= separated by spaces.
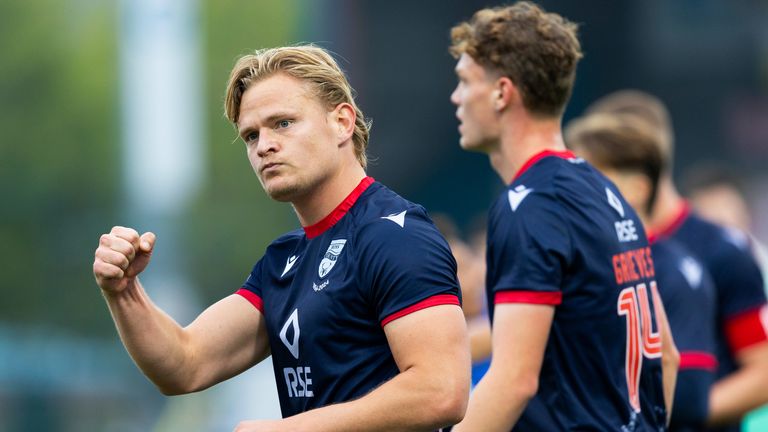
xmin=245 ymin=132 xmax=259 ymax=143
xmin=277 ymin=120 xmax=292 ymax=128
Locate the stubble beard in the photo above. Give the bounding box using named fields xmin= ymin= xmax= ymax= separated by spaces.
xmin=256 ymin=170 xmax=296 ymax=202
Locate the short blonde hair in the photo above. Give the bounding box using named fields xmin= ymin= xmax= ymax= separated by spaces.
xmin=225 ymin=45 xmax=370 ymax=168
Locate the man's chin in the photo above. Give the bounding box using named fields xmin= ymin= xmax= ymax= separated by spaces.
xmin=265 ymin=187 xmax=295 ymax=202
xmin=459 ymin=137 xmax=485 ymax=153
xmin=263 ymin=180 xmax=303 ymax=202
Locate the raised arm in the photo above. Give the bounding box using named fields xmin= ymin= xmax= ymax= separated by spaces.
xmin=93 ymin=226 xmax=270 ymax=395
xmin=234 ymin=304 xmax=470 ymax=432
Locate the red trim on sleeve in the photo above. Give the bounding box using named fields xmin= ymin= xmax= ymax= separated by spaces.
xmin=654 ymin=201 xmax=690 ymax=239
xmin=304 ymin=176 xmax=375 ymax=239
xmin=679 ymin=351 xmax=718 ymax=372
xmin=236 ymin=288 xmax=264 ymax=314
xmin=495 ymin=290 xmax=563 ymax=305
xmin=725 ymin=304 xmax=768 ymax=354
xmin=512 ymin=149 xmax=576 ymax=182
xmin=380 ymin=294 xmax=460 ymax=327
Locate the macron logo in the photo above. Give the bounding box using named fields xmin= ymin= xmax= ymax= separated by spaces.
xmin=381 ymin=210 xmax=407 ymax=228
xmin=606 ymin=187 xmax=625 ymax=218
xmin=281 ymin=255 xmax=299 ymax=278
xmin=679 ymin=256 xmax=703 ymax=289
xmin=508 ymin=185 xmax=533 ymax=212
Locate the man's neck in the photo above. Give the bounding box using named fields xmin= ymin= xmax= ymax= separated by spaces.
xmin=292 ymin=163 xmax=367 ymax=227
xmin=489 ymin=115 xmax=566 ymax=183
xmin=649 ymin=177 xmax=685 ymax=232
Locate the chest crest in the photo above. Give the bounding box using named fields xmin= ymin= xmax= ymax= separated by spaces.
xmin=318 ymin=239 xmax=347 ymax=279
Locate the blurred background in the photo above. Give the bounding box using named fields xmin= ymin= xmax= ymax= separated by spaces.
xmin=1 ymin=0 xmax=767 ymax=430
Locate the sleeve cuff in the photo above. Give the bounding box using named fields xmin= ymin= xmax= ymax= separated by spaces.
xmin=495 ymin=290 xmax=562 ymax=305
xmin=380 ymin=294 xmax=460 ymax=327
xmin=236 ymin=288 xmax=264 ymax=314
xmin=725 ymin=304 xmax=768 ymax=354
xmin=679 ymin=351 xmax=718 ymax=372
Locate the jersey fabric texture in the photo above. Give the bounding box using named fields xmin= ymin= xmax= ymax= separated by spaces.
xmin=486 ymin=150 xmax=667 ymax=431
xmin=237 ymin=177 xmax=461 ymax=418
xmin=650 ymin=236 xmax=717 ymax=430
xmin=656 ymin=203 xmax=768 ymax=432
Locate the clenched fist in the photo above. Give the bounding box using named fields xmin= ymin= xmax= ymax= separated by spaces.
xmin=93 ymin=226 xmax=156 ymax=295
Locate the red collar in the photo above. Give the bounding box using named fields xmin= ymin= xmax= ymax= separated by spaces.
xmin=654 ymin=201 xmax=690 ymax=239
xmin=646 ymin=231 xmax=658 ymax=245
xmin=512 ymin=149 xmax=576 ymax=182
xmin=303 ymin=177 xmax=375 ymax=239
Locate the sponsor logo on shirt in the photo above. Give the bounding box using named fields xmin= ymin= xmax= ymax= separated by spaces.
xmin=606 ymin=187 xmax=625 ymax=218
xmin=279 ymin=309 xmax=300 ymax=359
xmin=615 ymin=219 xmax=639 ymax=243
xmin=318 ymin=239 xmax=346 ymax=278
xmin=279 ymin=309 xmax=314 ymax=398
xmin=312 ymin=280 xmax=329 ymax=292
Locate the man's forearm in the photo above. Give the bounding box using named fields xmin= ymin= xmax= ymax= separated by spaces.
xmin=250 ymin=364 xmax=466 ymax=432
xmin=452 ymin=368 xmax=535 ymax=432
xmin=103 ymin=278 xmax=192 ymax=394
xmin=709 ymin=364 xmax=768 ymax=425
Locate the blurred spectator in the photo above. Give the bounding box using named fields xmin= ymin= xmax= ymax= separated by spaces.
xmin=432 ymin=214 xmax=490 ymax=386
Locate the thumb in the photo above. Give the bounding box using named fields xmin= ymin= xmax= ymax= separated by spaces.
xmin=139 ymin=232 xmax=156 ymax=253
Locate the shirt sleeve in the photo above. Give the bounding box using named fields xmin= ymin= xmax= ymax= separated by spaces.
xmin=487 ymin=191 xmax=570 ymax=306
xmin=236 ymin=258 xmax=266 ymax=314
xmin=655 ymin=248 xmax=718 ymax=362
xmin=711 ymin=235 xmax=768 ymax=354
xmin=354 ymin=211 xmax=461 ymax=327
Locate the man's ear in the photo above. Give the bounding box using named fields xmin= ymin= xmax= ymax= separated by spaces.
xmin=495 ymin=76 xmax=520 ymax=112
xmin=332 ymin=102 xmax=356 ymax=144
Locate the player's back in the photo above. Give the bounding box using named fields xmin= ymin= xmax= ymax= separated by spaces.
xmin=659 ymin=207 xmax=767 ymax=378
xmin=486 ymin=151 xmax=667 ymax=431
xmin=651 ymin=237 xmax=717 ymax=430
xmin=657 ymin=205 xmax=767 ymax=432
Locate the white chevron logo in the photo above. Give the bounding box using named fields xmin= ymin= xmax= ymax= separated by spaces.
xmin=382 ymin=210 xmax=406 ymax=228
xmin=508 ymin=185 xmax=533 ymax=212
xmin=281 ymin=255 xmax=299 ymax=278
xmin=606 ymin=187 xmax=625 ymax=218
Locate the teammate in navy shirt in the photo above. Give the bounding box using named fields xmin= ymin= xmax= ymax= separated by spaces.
xmin=448 ymin=3 xmax=677 ymax=430
xmin=93 ymin=45 xmax=470 ymax=431
xmin=567 ymin=112 xmax=719 ymax=430
xmin=587 ymin=90 xmax=768 ymax=431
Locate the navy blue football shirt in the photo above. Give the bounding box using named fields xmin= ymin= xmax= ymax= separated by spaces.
xmin=236 ymin=177 xmax=461 ymax=418
xmin=649 ymin=236 xmax=717 ymax=430
xmin=486 ymin=150 xmax=667 ymax=431
xmin=656 ymin=204 xmax=768 ymax=432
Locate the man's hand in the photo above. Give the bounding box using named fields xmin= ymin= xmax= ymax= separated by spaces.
xmin=93 ymin=226 xmax=156 ymax=294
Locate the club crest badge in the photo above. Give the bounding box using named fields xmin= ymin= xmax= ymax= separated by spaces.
xmin=318 ymin=239 xmax=347 ymax=278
